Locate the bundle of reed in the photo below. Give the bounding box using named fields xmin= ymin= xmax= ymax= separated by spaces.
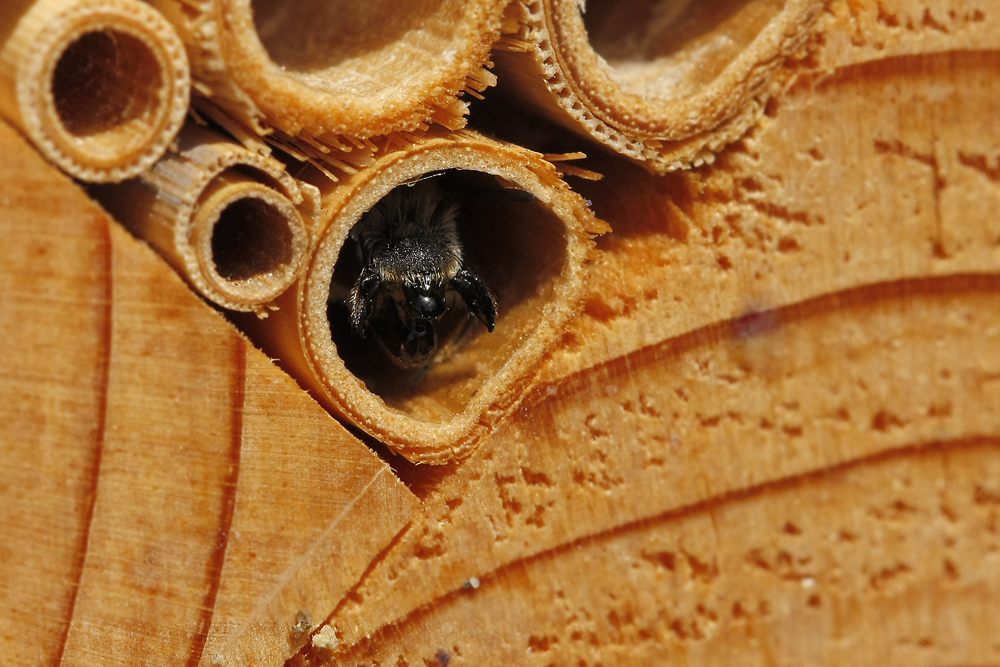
xmin=0 ymin=0 xmax=189 ymax=182
xmin=90 ymin=122 xmax=318 ymax=314
xmin=239 ymin=129 xmax=607 ymax=463
xmin=147 ymin=0 xmax=509 ymax=155
xmin=493 ymin=0 xmax=822 ymax=172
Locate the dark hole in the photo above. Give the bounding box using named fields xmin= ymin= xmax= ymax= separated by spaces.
xmin=212 ymin=197 xmax=294 ymax=282
xmin=52 ymin=29 xmax=162 ymax=137
xmin=328 ymin=170 xmax=566 ymax=413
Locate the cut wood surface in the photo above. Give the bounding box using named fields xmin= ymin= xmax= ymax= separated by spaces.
xmin=0 ymin=120 xmax=418 ymax=667
xmin=1 ymin=0 xmax=1000 ymax=666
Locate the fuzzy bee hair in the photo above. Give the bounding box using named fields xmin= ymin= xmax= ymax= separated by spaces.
xmin=349 ymin=185 xmax=461 ymax=306
xmin=347 ymin=183 xmax=497 ymax=368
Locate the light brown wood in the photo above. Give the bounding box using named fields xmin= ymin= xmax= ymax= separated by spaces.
xmin=290 ymin=2 xmax=1000 ymax=664
xmin=0 ymin=120 xmax=418 ymax=667
xmin=2 ymin=0 xmax=1000 ymax=666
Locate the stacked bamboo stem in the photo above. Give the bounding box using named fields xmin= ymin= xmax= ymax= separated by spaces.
xmin=89 ymin=122 xmax=319 ymax=314
xmin=492 ymin=0 xmax=823 ymax=172
xmin=0 ymin=0 xmax=190 ymax=181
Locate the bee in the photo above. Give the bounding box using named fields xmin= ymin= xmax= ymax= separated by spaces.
xmin=345 ymin=183 xmax=498 ymax=368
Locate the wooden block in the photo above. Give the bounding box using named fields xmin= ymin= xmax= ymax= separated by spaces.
xmin=0 ymin=120 xmax=418 ymax=667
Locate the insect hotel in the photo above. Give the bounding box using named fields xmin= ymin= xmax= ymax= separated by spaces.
xmin=1 ymin=0 xmax=998 ymax=665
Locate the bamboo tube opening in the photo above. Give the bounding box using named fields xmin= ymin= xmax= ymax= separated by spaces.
xmin=89 ymin=122 xmax=318 ymax=314
xmin=192 ymin=169 xmax=305 ymax=304
xmin=4 ymin=0 xmax=190 ymax=182
xmin=326 ymin=171 xmax=567 ymax=417
xmin=51 ymin=29 xmax=162 ymax=146
xmin=199 ymin=0 xmax=504 ymax=140
xmin=493 ymin=0 xmax=818 ymax=171
xmin=581 ymin=0 xmax=785 ymax=102
xmin=237 ymin=134 xmax=605 ymax=463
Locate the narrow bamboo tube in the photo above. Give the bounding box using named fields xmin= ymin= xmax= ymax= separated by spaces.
xmin=0 ymin=0 xmax=189 ymax=182
xmin=492 ymin=0 xmax=822 ymax=172
xmin=148 ymin=0 xmax=507 ymax=153
xmin=239 ymin=130 xmax=607 ymax=464
xmin=91 ymin=122 xmax=318 ymax=314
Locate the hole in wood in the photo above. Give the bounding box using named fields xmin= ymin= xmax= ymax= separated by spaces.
xmin=211 ymin=197 xmax=295 ymax=283
xmin=52 ymin=29 xmax=162 ymax=144
xmin=326 ymin=170 xmax=567 ymax=418
xmin=191 ymin=165 xmax=308 ymax=306
xmin=582 ymin=0 xmax=786 ymax=101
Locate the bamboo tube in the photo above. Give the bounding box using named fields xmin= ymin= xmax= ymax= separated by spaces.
xmin=91 ymin=122 xmax=318 ymax=314
xmin=239 ymin=130 xmax=608 ymax=464
xmin=0 ymin=0 xmax=190 ymax=182
xmin=147 ymin=0 xmax=508 ymax=153
xmin=492 ymin=0 xmax=822 ymax=173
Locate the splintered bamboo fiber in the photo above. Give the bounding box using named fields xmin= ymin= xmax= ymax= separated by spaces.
xmin=91 ymin=122 xmax=319 ymax=314
xmin=493 ymin=0 xmax=822 ymax=173
xmin=240 ymin=130 xmax=608 ymax=464
xmin=0 ymin=0 xmax=189 ymax=182
xmin=147 ymin=0 xmax=508 ymax=153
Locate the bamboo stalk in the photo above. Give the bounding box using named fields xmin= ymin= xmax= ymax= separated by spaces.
xmin=0 ymin=0 xmax=189 ymax=182
xmin=492 ymin=0 xmax=822 ymax=173
xmin=90 ymin=122 xmax=319 ymax=314
xmin=148 ymin=0 xmax=508 ymax=154
xmin=238 ymin=129 xmax=608 ymax=464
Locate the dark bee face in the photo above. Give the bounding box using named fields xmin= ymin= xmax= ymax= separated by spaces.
xmin=344 ymin=183 xmax=497 ymax=369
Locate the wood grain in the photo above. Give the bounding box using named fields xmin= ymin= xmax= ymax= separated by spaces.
xmin=0 ymin=120 xmax=418 ymax=667
xmin=292 ymin=8 xmax=1000 ymax=665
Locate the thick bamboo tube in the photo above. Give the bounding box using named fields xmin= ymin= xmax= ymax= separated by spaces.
xmin=91 ymin=123 xmax=318 ymax=314
xmin=492 ymin=0 xmax=821 ymax=173
xmin=0 ymin=0 xmax=189 ymax=182
xmin=239 ymin=130 xmax=607 ymax=463
xmin=148 ymin=0 xmax=507 ymax=152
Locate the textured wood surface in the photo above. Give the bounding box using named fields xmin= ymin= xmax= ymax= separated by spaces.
xmin=0 ymin=120 xmax=418 ymax=666
xmin=2 ymin=0 xmax=1000 ymax=665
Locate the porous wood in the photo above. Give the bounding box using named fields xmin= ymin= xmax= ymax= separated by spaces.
xmin=291 ymin=2 xmax=1000 ymax=665
xmin=0 ymin=120 xmax=418 ymax=667
xmin=0 ymin=0 xmax=189 ymax=181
